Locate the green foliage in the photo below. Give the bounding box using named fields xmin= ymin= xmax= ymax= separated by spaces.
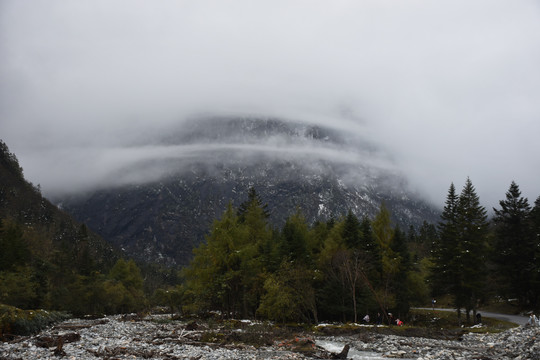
xmin=0 ymin=304 xmax=69 ymax=337
xmin=342 ymin=210 xmax=361 ymax=248
xmin=0 ymin=140 xmax=24 ymax=179
xmin=184 ymin=191 xmax=435 ymax=323
xmin=109 ymin=258 xmax=144 ymax=290
xmin=0 ymin=139 xmax=126 ymax=315
xmin=279 ymin=210 xmax=310 ymax=265
xmin=184 ymin=200 xmax=272 ymax=318
xmin=257 ymin=274 xmax=299 ymax=323
xmin=431 ymin=179 xmax=490 ymax=324
xmin=152 ymin=286 xmax=184 ymax=315
xmin=431 ymin=182 xmax=459 ymax=296
xmin=0 ymin=221 xmax=29 ymax=271
xmin=0 ymin=267 xmax=39 ymax=309
xmin=492 ymin=181 xmax=535 ymax=307
xmin=257 ymin=262 xmax=318 ymax=323
xmin=104 ymin=259 xmax=146 ymax=314
xmin=372 ymin=203 xmax=399 ymax=311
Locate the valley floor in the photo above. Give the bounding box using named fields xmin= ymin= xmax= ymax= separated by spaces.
xmin=1 ymin=314 xmax=538 ymax=360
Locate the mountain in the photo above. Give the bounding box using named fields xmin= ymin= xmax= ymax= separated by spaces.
xmin=0 ymin=140 xmax=117 ymax=268
xmin=0 ymin=141 xmax=119 ymax=269
xmin=0 ymin=140 xmax=120 ymax=310
xmin=57 ymin=117 xmax=440 ymax=267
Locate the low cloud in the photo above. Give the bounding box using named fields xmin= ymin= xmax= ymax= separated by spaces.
xmin=1 ymin=0 xmax=539 ymax=209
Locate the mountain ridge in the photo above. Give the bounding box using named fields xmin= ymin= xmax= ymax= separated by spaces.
xmin=57 ymin=117 xmax=440 ymax=267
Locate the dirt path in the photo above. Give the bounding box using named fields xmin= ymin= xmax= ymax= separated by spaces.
xmin=415 ymin=307 xmax=529 ymax=325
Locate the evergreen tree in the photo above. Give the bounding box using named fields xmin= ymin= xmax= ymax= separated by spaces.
xmin=359 ymin=216 xmax=382 ymax=284
xmin=391 ymin=227 xmax=412 ymax=317
xmin=431 ymin=180 xmax=488 ymax=324
xmin=280 ymin=210 xmax=310 ymax=265
xmin=257 ymin=261 xmax=318 ymax=323
xmin=0 ymin=220 xmax=29 ymax=271
xmin=456 ymin=178 xmax=489 ymax=322
xmin=184 ymin=203 xmax=245 ymax=317
xmin=530 ymin=196 xmax=540 ymax=307
xmin=431 ymin=183 xmax=459 ymax=297
xmin=417 ymin=221 xmax=438 ymax=258
xmin=317 ymin=220 xmax=350 ymax=321
xmin=106 ymin=258 xmax=145 ymax=313
xmin=492 ymin=181 xmax=533 ymax=306
xmin=372 ymin=203 xmax=398 ymax=314
xmin=342 ymin=210 xmax=361 ymax=248
xmin=237 ymin=187 xmax=269 ymax=221
xmin=184 ymin=191 xmax=272 ymax=318
xmin=238 ymin=192 xmax=272 ymax=318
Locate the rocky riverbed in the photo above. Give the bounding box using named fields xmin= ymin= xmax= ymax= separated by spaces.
xmin=1 ymin=314 xmax=538 ymax=359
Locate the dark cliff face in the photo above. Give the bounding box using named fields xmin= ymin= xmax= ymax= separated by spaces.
xmin=58 ymin=118 xmax=440 ymax=267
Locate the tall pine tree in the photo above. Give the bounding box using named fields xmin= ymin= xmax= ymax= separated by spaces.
xmin=456 ymin=178 xmax=489 ymax=323
xmin=492 ymin=181 xmax=533 ymax=306
xmin=431 ymin=179 xmax=488 ymax=324
xmin=530 ymin=196 xmax=540 ymax=307
xmin=431 ymin=183 xmax=459 ymax=297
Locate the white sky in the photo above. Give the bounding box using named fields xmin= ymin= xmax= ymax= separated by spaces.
xmin=1 ymin=0 xmax=539 ymax=209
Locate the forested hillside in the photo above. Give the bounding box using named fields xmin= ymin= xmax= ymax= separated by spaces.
xmin=0 ymin=140 xmax=144 ymax=315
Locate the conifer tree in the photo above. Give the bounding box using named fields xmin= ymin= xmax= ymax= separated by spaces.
xmin=431 ymin=183 xmax=459 ymax=297
xmin=391 ymin=227 xmax=412 ymax=317
xmin=342 ymin=210 xmax=361 ymax=248
xmin=359 ymin=216 xmax=382 ymax=283
xmin=184 ymin=203 xmax=245 ymax=316
xmin=431 ymin=180 xmax=488 ymax=323
xmin=280 ymin=210 xmax=310 ymax=265
xmin=237 ymin=187 xmax=269 ymax=221
xmin=530 ymin=196 xmax=540 ymax=306
xmin=492 ymin=181 xmax=533 ymax=306
xmin=456 ymin=178 xmax=488 ymax=322
xmin=372 ymin=203 xmax=398 ymax=314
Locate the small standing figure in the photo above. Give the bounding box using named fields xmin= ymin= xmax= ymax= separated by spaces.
xmin=363 ymin=314 xmax=370 ymax=324
xmin=432 ymin=298 xmax=436 ymax=311
xmin=376 ymin=312 xmax=382 ymax=325
xmin=476 ymin=313 xmax=482 ymax=324
xmin=529 ymin=313 xmax=538 ymax=327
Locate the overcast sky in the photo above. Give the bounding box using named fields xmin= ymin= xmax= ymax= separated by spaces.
xmin=1 ymin=0 xmax=539 ymax=210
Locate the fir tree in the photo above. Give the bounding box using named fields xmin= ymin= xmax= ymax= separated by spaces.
xmin=359 ymin=216 xmax=382 ymax=283
xmin=280 ymin=210 xmax=310 ymax=265
xmin=530 ymin=196 xmax=540 ymax=306
xmin=372 ymin=203 xmax=398 ymax=313
xmin=431 ymin=183 xmax=459 ymax=297
xmin=492 ymin=181 xmax=533 ymax=306
xmin=456 ymin=178 xmax=489 ymax=322
xmin=391 ymin=227 xmax=413 ymax=317
xmin=342 ymin=210 xmax=361 ymax=248
xmin=237 ymin=187 xmax=269 ymax=221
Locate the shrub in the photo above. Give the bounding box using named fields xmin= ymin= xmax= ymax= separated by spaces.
xmin=0 ymin=304 xmax=69 ymax=338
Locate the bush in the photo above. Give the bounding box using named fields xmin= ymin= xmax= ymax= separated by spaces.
xmin=0 ymin=304 xmax=70 ymax=338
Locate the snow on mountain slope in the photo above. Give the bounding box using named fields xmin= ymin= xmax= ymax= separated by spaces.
xmin=58 ymin=117 xmax=439 ymax=266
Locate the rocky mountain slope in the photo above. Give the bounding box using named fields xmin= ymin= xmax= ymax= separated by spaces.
xmin=58 ymin=118 xmax=440 ymax=267
xmin=0 ymin=140 xmax=118 ymax=293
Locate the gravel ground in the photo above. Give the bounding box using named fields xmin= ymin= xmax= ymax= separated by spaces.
xmin=1 ymin=315 xmax=539 ymax=359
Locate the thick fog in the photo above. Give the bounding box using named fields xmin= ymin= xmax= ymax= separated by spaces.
xmin=1 ymin=1 xmax=539 ymax=209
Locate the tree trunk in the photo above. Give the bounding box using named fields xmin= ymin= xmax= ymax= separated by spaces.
xmin=352 ymin=289 xmax=357 ymax=323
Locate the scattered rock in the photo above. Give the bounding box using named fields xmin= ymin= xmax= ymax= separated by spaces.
xmin=0 ymin=315 xmax=538 ymax=360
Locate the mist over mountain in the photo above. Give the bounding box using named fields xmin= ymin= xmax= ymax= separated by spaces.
xmin=58 ymin=117 xmax=439 ymax=266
